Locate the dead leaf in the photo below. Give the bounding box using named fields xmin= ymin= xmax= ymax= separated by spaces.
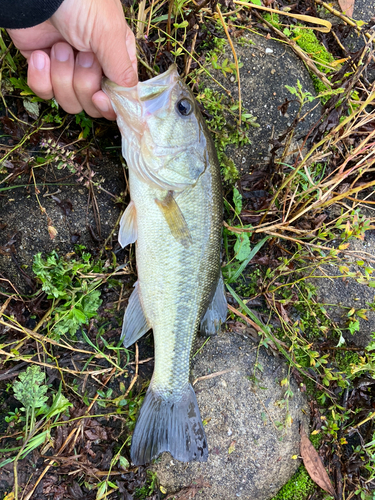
xmin=278 ymin=98 xmax=291 ymax=116
xmin=300 ymin=426 xmax=336 ymax=498
xmin=338 ymin=0 xmax=355 ymax=17
xmin=165 ymin=477 xmax=211 ymax=500
xmin=228 ymin=440 xmax=236 ymax=454
xmin=48 ymin=225 xmax=58 ymax=240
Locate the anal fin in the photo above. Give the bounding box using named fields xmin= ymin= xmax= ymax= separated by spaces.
xmin=155 ymin=191 xmax=192 ymax=248
xmin=200 ymin=273 xmax=227 ymax=335
xmin=119 ymin=201 xmax=137 ymax=248
xmin=122 ymin=282 xmax=150 ymax=348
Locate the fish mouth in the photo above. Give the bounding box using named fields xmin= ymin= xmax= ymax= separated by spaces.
xmin=102 ymin=64 xmax=178 ymax=94
xmin=102 ymin=65 xmax=193 ymax=155
xmin=102 ymin=66 xmax=204 ymax=190
xmin=102 ymin=65 xmax=179 ymax=115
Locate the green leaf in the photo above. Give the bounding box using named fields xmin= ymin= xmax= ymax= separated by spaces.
xmin=226 ymin=283 xmax=267 ymax=334
xmin=23 ymin=100 xmax=40 ymax=119
xmin=96 ymin=481 xmax=107 ymax=500
xmin=13 ymin=366 xmax=49 ymax=411
xmin=44 ymin=384 xmax=72 ymax=420
xmin=119 ymin=455 xmax=130 ymax=469
xmin=174 ymin=20 xmax=188 ymax=28
xmin=0 ymin=457 xmax=15 ymax=468
xmin=32 ymin=251 xmax=71 ymax=299
xmin=107 ymin=481 xmax=118 ymax=489
xmin=348 ymin=319 xmax=360 ymax=335
xmin=21 ymin=430 xmax=50 ymax=459
xmin=152 ymin=14 xmax=170 ymax=23
xmin=73 ymin=308 xmax=87 ymax=323
xmin=227 ymin=236 xmax=269 ymax=283
xmin=233 ymin=187 xmax=242 ymax=215
xmin=234 ymin=233 xmax=251 ymax=261
xmin=75 ymin=111 xmax=93 ymax=138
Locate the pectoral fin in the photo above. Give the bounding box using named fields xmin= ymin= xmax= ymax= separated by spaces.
xmin=155 ymin=191 xmax=192 ymax=248
xmin=200 ymin=273 xmax=228 ymax=335
xmin=118 ymin=201 xmax=137 ymax=248
xmin=122 ymin=282 xmax=151 ymax=348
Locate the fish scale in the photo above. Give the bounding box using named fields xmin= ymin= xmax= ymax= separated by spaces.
xmin=132 ymin=166 xmax=220 ymax=395
xmin=102 ymin=66 xmax=227 ymax=465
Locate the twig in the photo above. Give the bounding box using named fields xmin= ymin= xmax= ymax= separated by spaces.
xmin=117 ymin=284 xmax=124 ymax=312
xmin=315 ymin=0 xmax=375 ymax=42
xmin=347 ymin=412 xmax=375 ymax=431
xmin=0 ymin=296 xmax=12 ymax=319
xmin=184 ymin=23 xmax=199 ymax=77
xmin=0 ymin=345 xmax=120 ymax=376
xmin=167 ymin=0 xmax=173 ymax=52
xmin=216 ymin=4 xmax=242 ymax=124
xmin=136 ymin=0 xmax=147 ymax=38
xmin=136 ymin=51 xmax=158 ymax=75
xmin=228 ymin=303 xmax=262 ymax=333
xmin=0 ymin=318 xmax=125 ymax=365
xmin=128 ymin=356 xmax=153 ymax=366
xmin=193 ymin=369 xmax=233 ymax=386
xmin=145 ymin=0 xmax=155 ymax=38
xmin=124 ymin=342 xmax=139 ymax=397
xmin=234 ymin=0 xmax=332 ymax=32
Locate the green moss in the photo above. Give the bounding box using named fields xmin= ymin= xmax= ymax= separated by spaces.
xmin=135 ymin=470 xmax=158 ymax=499
xmin=293 ymin=27 xmax=334 ymax=71
xmin=263 ymin=12 xmax=280 ymax=29
xmin=235 ymin=268 xmax=262 ymax=298
xmin=192 ymin=33 xmax=259 ymax=184
xmin=292 ymin=27 xmax=334 ymax=96
xmin=196 ymin=87 xmax=253 ymax=184
xmin=336 ymin=351 xmax=360 ymax=376
xmin=272 ymin=465 xmax=315 ymax=500
xmin=260 ymin=17 xmax=335 ymax=97
xmin=311 ymin=74 xmax=329 ymax=95
xmin=237 ymin=36 xmax=255 ymax=47
xmin=310 ymin=431 xmax=323 ymax=449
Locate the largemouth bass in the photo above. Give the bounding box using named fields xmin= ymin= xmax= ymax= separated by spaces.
xmin=102 ymin=66 xmax=227 ymax=465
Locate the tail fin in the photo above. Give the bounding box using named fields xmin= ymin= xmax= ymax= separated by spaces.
xmin=130 ymin=384 xmax=208 ymax=465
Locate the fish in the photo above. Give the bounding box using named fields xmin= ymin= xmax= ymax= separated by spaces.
xmin=102 ymin=65 xmax=227 ymax=466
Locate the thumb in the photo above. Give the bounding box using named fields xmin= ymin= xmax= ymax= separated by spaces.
xmin=94 ymin=21 xmax=138 ymax=87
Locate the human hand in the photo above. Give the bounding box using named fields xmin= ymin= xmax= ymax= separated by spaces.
xmin=7 ymin=0 xmax=138 ymax=120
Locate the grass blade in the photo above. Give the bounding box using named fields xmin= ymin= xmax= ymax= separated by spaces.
xmin=226 ymin=236 xmax=270 ymax=284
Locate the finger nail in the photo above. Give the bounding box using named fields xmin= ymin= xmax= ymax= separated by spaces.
xmin=54 ymin=43 xmax=70 ymax=63
xmin=77 ymin=52 xmax=94 ymax=68
xmin=95 ymin=98 xmax=110 ymax=114
xmin=32 ymin=52 xmax=45 ymax=71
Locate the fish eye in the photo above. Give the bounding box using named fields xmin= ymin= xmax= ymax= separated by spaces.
xmin=176 ymin=98 xmax=193 ymax=116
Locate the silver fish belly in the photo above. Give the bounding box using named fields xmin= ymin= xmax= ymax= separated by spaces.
xmin=102 ymin=66 xmax=227 ymax=465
